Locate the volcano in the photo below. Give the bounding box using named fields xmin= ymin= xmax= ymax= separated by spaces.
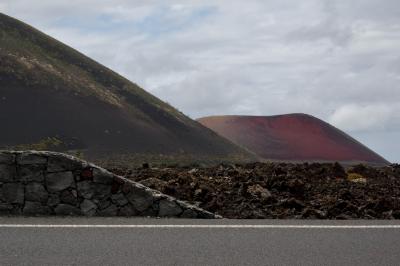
xmin=197 ymin=114 xmax=389 ymax=165
xmin=0 ymin=13 xmax=251 ymax=162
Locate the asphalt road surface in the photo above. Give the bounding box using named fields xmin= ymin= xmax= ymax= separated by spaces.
xmin=0 ymin=218 xmax=400 ymax=266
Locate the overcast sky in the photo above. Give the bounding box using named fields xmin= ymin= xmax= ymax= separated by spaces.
xmin=1 ymin=0 xmax=399 ymax=162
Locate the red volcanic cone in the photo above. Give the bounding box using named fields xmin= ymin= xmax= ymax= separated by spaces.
xmin=197 ymin=114 xmax=389 ymax=165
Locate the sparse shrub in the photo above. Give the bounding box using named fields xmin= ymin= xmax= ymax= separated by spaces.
xmin=14 ymin=137 xmax=63 ymax=151
xmin=75 ymin=150 xmax=84 ymax=159
xmin=347 ymin=173 xmax=367 ymax=184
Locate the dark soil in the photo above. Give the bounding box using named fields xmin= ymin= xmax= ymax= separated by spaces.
xmin=0 ymin=13 xmax=251 ymax=161
xmin=108 ymin=162 xmax=400 ymax=219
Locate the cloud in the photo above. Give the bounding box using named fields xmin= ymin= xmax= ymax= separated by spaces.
xmin=285 ymin=1 xmax=354 ymax=46
xmin=1 ymin=0 xmax=400 ymax=161
xmin=328 ymin=104 xmax=399 ymax=132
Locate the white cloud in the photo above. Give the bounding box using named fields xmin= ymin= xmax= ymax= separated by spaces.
xmin=328 ymin=104 xmax=398 ymax=132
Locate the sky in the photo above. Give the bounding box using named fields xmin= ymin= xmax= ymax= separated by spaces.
xmin=1 ymin=0 xmax=399 ymax=162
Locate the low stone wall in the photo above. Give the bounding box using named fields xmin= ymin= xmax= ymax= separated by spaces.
xmin=0 ymin=151 xmax=216 ymax=218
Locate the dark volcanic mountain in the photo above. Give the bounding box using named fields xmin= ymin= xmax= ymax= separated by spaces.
xmin=0 ymin=13 xmax=250 ymax=162
xmin=197 ymin=114 xmax=389 ymax=165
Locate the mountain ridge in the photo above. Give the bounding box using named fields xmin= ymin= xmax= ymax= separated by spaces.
xmin=0 ymin=12 xmax=252 ymax=163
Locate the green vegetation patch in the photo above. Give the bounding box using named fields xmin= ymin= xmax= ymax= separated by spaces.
xmin=12 ymin=137 xmax=64 ymax=151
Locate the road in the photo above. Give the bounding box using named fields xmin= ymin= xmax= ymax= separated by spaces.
xmin=0 ymin=218 xmax=400 ymax=266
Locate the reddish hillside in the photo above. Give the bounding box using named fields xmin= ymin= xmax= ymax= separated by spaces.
xmin=197 ymin=114 xmax=389 ymax=165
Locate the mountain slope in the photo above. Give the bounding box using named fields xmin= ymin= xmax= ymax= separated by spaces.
xmin=0 ymin=13 xmax=250 ymax=161
xmin=197 ymin=114 xmax=389 ymax=165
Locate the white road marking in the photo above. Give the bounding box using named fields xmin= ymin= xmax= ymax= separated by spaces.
xmin=0 ymin=224 xmax=399 ymax=229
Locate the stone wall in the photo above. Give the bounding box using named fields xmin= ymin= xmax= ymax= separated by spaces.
xmin=0 ymin=151 xmax=216 ymax=218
